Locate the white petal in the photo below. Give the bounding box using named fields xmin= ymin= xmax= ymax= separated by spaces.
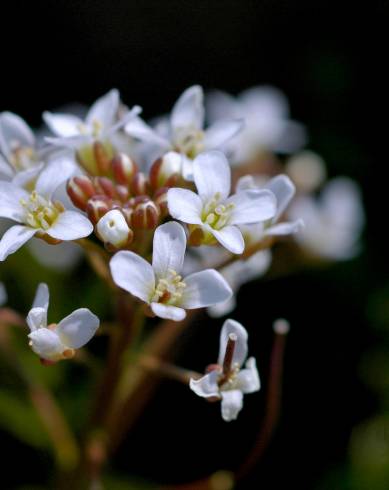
xmin=26 ymin=307 xmax=47 ymax=332
xmin=35 ymin=157 xmax=77 ymax=198
xmin=43 ymin=112 xmax=83 ymax=137
xmin=189 ymin=371 xmax=220 ymax=398
xmin=110 ymin=251 xmax=155 ymax=302
xmin=11 ymin=163 xmax=44 ymax=189
xmin=237 ymin=357 xmax=261 ymax=394
xmin=28 ymin=329 xmax=64 ymax=360
xmin=56 ymin=308 xmax=99 ymax=348
xmin=207 ymin=296 xmax=237 ymax=318
xmin=32 ymin=282 xmax=50 ymax=311
xmin=0 ymin=112 xmax=35 ymax=159
xmin=152 ymin=222 xmax=186 ymax=279
xmin=211 ymin=225 xmax=245 ymax=254
xmin=180 ymin=269 xmax=232 ymax=309
xmin=167 ymin=188 xmax=202 ymax=225
xmin=86 ymin=89 xmax=119 ymax=129
xmin=0 ymin=181 xmax=29 ymax=221
xmin=275 ymin=120 xmax=307 ymax=153
xmin=171 ymin=85 xmax=204 ymax=132
xmin=0 ymin=156 xmax=14 ymax=179
xmin=96 ymin=209 xmax=131 ymax=247
xmin=227 ymin=189 xmax=277 ymax=225
xmin=204 ymin=119 xmax=243 ymax=149
xmin=45 ymin=135 xmax=92 ymax=150
xmin=193 ymin=151 xmax=231 ymax=202
xmin=0 ymin=225 xmax=36 ymax=261
xmin=221 ymin=390 xmax=243 ymax=421
xmin=235 ymin=175 xmax=257 ymax=193
xmin=46 ymin=211 xmax=93 ymax=241
xmin=265 ymin=174 xmax=295 ymax=220
xmin=150 ymin=302 xmax=186 ymax=321
xmin=218 ymin=319 xmax=248 ymax=367
xmin=265 ymin=219 xmax=304 ymax=237
xmin=124 ymin=116 xmax=169 ymax=148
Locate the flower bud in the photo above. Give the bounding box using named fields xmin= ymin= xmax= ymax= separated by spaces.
xmin=131 ymin=196 xmax=160 ymax=229
xmin=86 ymin=195 xmax=111 ymax=225
xmin=94 ymin=141 xmax=111 ymax=175
xmin=67 ymin=176 xmax=96 ymax=211
xmin=153 ymin=187 xmax=169 ymax=217
xmin=130 ymin=172 xmax=150 ymax=196
xmin=149 ymin=151 xmax=182 ymax=190
xmin=96 ymin=209 xmax=133 ymax=249
xmin=93 ymin=177 xmax=118 ymax=199
xmin=111 ymin=153 xmax=138 ymax=186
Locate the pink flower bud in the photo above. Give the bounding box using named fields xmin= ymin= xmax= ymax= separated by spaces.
xmin=131 ymin=196 xmax=160 ymax=229
xmin=86 ymin=195 xmax=111 ymax=225
xmin=67 ymin=176 xmax=96 ymax=211
xmin=112 ymin=153 xmax=138 ymax=186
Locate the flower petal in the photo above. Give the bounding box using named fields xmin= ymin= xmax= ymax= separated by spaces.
xmin=265 ymin=175 xmax=295 ymax=220
xmin=204 ymin=119 xmax=243 ymax=149
xmin=152 ymin=222 xmax=187 ymax=279
xmin=171 ymin=85 xmax=204 ymax=132
xmin=265 ymin=219 xmax=304 ymax=237
xmin=189 ymin=371 xmax=220 ymax=398
xmin=86 ymin=89 xmax=119 ymax=129
xmin=32 ymin=282 xmax=50 ymax=311
xmin=221 ymin=390 xmax=243 ymax=421
xmin=46 ymin=211 xmax=93 ymax=241
xmin=150 ymin=302 xmax=186 ymax=321
xmin=210 ymin=225 xmax=245 ymax=254
xmin=217 ymin=319 xmax=248 ymax=367
xmin=43 ymin=112 xmax=83 ymax=137
xmin=0 ymin=225 xmax=36 ymax=261
xmin=167 ymin=188 xmax=202 ymax=225
xmin=0 ymin=181 xmax=29 ymax=221
xmin=110 ymin=251 xmax=155 ymax=302
xmin=181 ymin=269 xmax=232 ymax=309
xmin=0 ymin=112 xmax=35 ymax=159
xmin=56 ymin=308 xmax=99 ymax=349
xmin=124 ymin=116 xmax=170 ymax=148
xmin=26 ymin=307 xmax=47 ymax=332
xmin=237 ymin=357 xmax=261 ymax=394
xmin=35 ymin=157 xmax=78 ymax=198
xmin=227 ymin=189 xmax=277 ymax=225
xmin=193 ymin=151 xmax=231 ymax=202
xmin=207 ymin=296 xmax=237 ymax=318
xmin=28 ymin=329 xmax=64 ymax=360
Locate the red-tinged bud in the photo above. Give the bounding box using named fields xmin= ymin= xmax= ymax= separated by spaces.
xmin=86 ymin=195 xmax=111 ymax=225
xmin=67 ymin=176 xmax=96 ymax=210
xmin=121 ymin=206 xmax=134 ymax=227
xmin=93 ymin=177 xmax=118 ymax=199
xmin=153 ymin=187 xmax=168 ymax=217
xmin=111 ymin=153 xmax=138 ymax=186
xmin=149 ymin=151 xmax=182 ymax=190
xmin=131 ymin=172 xmax=150 ymax=196
xmin=132 ymin=196 xmax=160 ymax=229
xmin=94 ymin=141 xmax=111 ymax=175
xmin=116 ymin=185 xmax=129 ymax=202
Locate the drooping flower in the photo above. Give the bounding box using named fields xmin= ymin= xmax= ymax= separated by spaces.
xmin=190 ymin=319 xmax=260 ymax=421
xmin=110 ymin=221 xmax=232 ymax=321
xmin=27 ymin=283 xmax=99 ymax=362
xmin=167 ymin=151 xmax=277 ymax=254
xmin=206 ymin=85 xmax=306 ymax=164
xmin=125 ymin=85 xmax=243 ymax=179
xmin=0 ymin=158 xmax=93 ymax=261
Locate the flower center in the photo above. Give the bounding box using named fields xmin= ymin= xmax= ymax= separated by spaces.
xmin=9 ymin=140 xmax=38 ymax=171
xmin=20 ymin=191 xmax=64 ymax=230
xmin=151 ymin=269 xmax=186 ymax=305
xmin=218 ymin=363 xmax=241 ymax=390
xmin=201 ymin=192 xmax=235 ymax=230
xmin=173 ymin=127 xmax=205 ymax=158
xmin=77 ymin=119 xmax=103 ymax=138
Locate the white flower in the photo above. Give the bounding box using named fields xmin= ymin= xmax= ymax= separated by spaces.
xmin=96 ymin=209 xmax=132 ymax=248
xmin=0 ymin=158 xmax=93 ymax=261
xmin=44 ymin=89 xmax=141 ymax=150
xmin=236 ymin=174 xmax=304 ymax=243
xmin=27 ymin=283 xmax=99 ymax=362
xmin=167 ymin=151 xmax=277 ymax=254
xmin=0 ymin=282 xmax=7 ymax=306
xmin=125 ymin=85 xmax=243 ymax=179
xmin=0 ymin=111 xmax=44 ymax=186
xmin=206 ymin=86 xmax=306 ymax=164
xmin=285 ymin=150 xmax=327 ymax=194
xmin=190 ymin=319 xmax=260 ymax=421
xmin=289 ymin=177 xmax=365 ymax=260
xmin=109 ymin=221 xmax=232 ymax=321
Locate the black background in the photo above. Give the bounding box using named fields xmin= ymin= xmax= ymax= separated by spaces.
xmin=0 ymin=1 xmax=387 ymax=488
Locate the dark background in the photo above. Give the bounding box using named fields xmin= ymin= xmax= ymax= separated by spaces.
xmin=1 ymin=1 xmax=387 ymax=488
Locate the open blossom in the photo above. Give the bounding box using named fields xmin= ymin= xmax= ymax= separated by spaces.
xmin=190 ymin=319 xmax=260 ymax=421
xmin=206 ymin=86 xmax=306 ymax=164
xmin=167 ymin=151 xmax=277 ymax=254
xmin=289 ymin=177 xmax=365 ymax=260
xmin=110 ymin=221 xmax=232 ymax=321
xmin=27 ymin=283 xmax=99 ymax=362
xmin=0 ymin=158 xmax=93 ymax=261
xmin=125 ymin=85 xmax=243 ymax=179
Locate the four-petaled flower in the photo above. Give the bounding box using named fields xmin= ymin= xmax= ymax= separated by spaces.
xmin=27 ymin=283 xmax=99 ymax=362
xmin=190 ymin=319 xmax=260 ymax=421
xmin=167 ymin=151 xmax=277 ymax=254
xmin=0 ymin=159 xmax=93 ymax=260
xmin=110 ymin=221 xmax=232 ymax=321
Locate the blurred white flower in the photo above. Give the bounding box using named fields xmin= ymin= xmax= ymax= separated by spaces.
xmin=125 ymin=85 xmax=243 ymax=179
xmin=110 ymin=221 xmax=232 ymax=321
xmin=27 ymin=283 xmax=99 ymax=362
xmin=0 ymin=158 xmax=93 ymax=261
xmin=190 ymin=319 xmax=260 ymax=421
xmin=0 ymin=282 xmax=7 ymax=306
xmin=286 ymin=150 xmax=327 ymax=193
xmin=206 ymin=86 xmax=306 ymax=164
xmin=289 ymin=177 xmax=365 ymax=260
xmin=167 ymin=151 xmax=277 ymax=254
